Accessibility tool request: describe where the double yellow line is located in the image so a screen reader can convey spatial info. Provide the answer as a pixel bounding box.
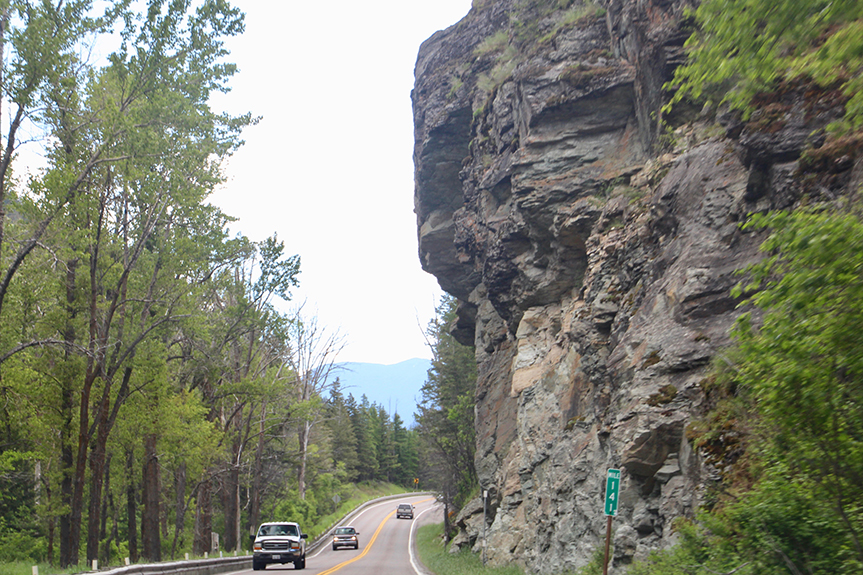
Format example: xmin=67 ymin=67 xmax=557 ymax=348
xmin=317 ymin=498 xmax=433 ymax=575
xmin=317 ymin=508 xmax=395 ymax=575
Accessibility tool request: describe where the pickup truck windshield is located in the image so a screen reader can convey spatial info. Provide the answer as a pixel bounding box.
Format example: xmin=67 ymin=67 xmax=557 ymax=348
xmin=258 ymin=524 xmax=298 ymax=537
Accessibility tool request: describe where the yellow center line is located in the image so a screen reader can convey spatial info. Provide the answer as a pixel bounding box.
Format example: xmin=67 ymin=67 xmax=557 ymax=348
xmin=317 ymin=498 xmax=434 ymax=575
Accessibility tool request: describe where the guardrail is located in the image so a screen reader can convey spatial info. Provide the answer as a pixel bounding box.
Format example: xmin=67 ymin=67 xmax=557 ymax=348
xmin=70 ymin=491 xmax=436 ymax=575
xmin=94 ymin=556 xmax=250 ymax=575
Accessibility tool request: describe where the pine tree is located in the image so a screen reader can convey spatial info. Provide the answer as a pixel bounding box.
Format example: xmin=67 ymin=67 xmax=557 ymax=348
xmin=326 ymin=382 xmax=360 ymax=481
xmin=416 ymin=295 xmax=477 ymax=506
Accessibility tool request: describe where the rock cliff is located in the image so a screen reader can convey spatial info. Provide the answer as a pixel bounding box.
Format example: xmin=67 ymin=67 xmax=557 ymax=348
xmin=412 ymin=0 xmax=860 ymax=572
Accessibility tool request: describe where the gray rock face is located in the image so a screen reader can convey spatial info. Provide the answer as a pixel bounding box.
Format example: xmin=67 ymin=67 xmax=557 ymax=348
xmin=413 ymin=0 xmax=858 ymax=572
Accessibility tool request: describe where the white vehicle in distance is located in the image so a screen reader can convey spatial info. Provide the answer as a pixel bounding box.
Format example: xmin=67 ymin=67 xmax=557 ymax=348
xmin=250 ymin=521 xmax=307 ymax=570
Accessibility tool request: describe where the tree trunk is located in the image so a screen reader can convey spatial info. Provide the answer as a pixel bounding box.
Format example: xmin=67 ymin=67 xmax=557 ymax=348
xmin=222 ymin=461 xmax=240 ymax=552
xmin=103 ymin=481 xmax=117 ymax=565
xmin=193 ymin=478 xmax=212 ymax=556
xmin=44 ymin=475 xmax=55 ymax=565
xmin=170 ymin=463 xmax=187 ymax=559
xmin=297 ymin=420 xmax=310 ymax=500
xmin=249 ymin=401 xmax=266 ymax=538
xmin=59 ymin=260 xmax=79 ymax=568
xmin=126 ymin=449 xmax=138 ymax=563
xmin=70 ymin=366 xmax=99 ymax=565
xmin=99 ymin=454 xmax=112 ymax=563
xmin=59 ymin=416 xmax=75 ymax=566
xmin=141 ymin=433 xmax=161 ymax=562
xmin=86 ymin=421 xmax=109 ymax=563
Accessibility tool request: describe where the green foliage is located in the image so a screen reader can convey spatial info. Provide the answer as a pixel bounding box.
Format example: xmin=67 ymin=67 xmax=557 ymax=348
xmin=304 ymin=481 xmax=411 ymax=540
xmin=557 ymin=2 xmax=606 ymax=29
xmin=476 ymin=45 xmax=519 ymax=94
xmin=417 ymin=295 xmax=478 ymax=508
xmin=572 ymin=544 xmax=610 ymax=575
xmin=635 ymin=208 xmax=863 ymax=574
xmin=631 ymin=476 xmax=860 ymax=574
xmin=668 ymin=0 xmax=863 ymax=129
xmin=474 ymin=30 xmax=510 ymax=57
xmin=730 ymin=208 xmax=863 ymax=568
xmin=627 ymin=517 xmax=748 ymax=575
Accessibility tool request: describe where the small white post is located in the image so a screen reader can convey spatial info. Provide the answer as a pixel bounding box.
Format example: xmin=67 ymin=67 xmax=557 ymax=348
xmin=32 ymin=566 xmax=39 ymax=575
xmin=92 ymin=560 xmax=98 ymax=571
xmin=185 ymin=553 xmax=189 ymax=560
xmin=204 ymin=552 xmax=208 ymax=559
xmin=124 ymin=558 xmax=130 ymax=566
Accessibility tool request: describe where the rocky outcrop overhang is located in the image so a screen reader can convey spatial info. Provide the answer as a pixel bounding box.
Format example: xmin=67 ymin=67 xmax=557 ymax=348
xmin=413 ymin=0 xmax=860 ymax=572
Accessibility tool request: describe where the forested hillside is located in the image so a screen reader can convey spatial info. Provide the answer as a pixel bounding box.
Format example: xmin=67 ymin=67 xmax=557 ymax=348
xmin=0 ymin=0 xmax=431 ymax=568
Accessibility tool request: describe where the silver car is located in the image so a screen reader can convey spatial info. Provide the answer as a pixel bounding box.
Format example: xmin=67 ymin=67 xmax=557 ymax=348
xmin=332 ymin=525 xmax=360 ymax=550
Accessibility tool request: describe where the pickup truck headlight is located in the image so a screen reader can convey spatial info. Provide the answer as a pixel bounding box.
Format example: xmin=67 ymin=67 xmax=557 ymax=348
xmin=253 ymin=543 xmax=262 ymax=551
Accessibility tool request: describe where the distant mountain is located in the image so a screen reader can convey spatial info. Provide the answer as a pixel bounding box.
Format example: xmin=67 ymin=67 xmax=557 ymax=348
xmin=334 ymin=358 xmax=431 ymax=426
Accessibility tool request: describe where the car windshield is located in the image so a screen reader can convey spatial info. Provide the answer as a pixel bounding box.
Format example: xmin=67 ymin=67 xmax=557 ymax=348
xmin=259 ymin=524 xmax=298 ymax=537
xmin=335 ymin=527 xmax=354 ymax=535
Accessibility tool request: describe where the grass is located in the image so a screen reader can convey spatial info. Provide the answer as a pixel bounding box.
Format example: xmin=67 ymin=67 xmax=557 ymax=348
xmin=416 ymin=522 xmax=609 ymax=575
xmin=474 ymin=30 xmax=510 ymax=57
xmin=0 ymin=563 xmax=75 ymax=575
xmin=416 ymin=522 xmax=526 ymax=575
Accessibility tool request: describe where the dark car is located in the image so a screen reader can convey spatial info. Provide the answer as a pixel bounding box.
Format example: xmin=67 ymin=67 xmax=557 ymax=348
xmin=332 ymin=525 xmax=360 ymax=550
xmin=396 ymin=503 xmax=414 ymax=519
xmin=251 ymin=521 xmax=308 ymax=570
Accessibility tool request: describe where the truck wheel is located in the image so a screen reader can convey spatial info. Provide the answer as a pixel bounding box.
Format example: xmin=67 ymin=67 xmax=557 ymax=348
xmin=294 ymin=556 xmax=305 ymax=570
xmin=252 ymin=561 xmax=264 ymax=571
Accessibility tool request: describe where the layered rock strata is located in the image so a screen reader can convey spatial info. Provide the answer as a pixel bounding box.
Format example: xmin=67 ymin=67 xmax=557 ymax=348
xmin=413 ymin=0 xmax=859 ymax=572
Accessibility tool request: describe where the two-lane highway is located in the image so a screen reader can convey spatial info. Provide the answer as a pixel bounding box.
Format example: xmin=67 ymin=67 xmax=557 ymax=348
xmin=249 ymin=495 xmax=440 ymax=575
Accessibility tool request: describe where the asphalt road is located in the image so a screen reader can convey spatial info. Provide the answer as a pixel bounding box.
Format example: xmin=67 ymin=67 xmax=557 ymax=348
xmin=247 ymin=494 xmax=441 ymax=575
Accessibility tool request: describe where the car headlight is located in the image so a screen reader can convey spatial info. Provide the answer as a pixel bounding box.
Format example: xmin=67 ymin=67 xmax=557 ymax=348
xmin=253 ymin=543 xmax=262 ymax=551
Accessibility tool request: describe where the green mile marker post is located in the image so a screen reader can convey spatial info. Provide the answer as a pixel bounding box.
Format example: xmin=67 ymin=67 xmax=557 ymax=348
xmin=603 ymin=468 xmax=621 ymax=575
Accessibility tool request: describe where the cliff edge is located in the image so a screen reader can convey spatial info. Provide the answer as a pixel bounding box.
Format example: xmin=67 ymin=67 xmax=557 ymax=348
xmin=412 ymin=0 xmax=860 ymax=571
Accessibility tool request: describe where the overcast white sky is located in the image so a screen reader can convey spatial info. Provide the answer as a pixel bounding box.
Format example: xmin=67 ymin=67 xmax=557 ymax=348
xmin=208 ymin=1 xmax=472 ymax=365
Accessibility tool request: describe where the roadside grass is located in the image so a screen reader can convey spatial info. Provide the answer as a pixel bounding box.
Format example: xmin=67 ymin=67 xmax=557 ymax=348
xmin=416 ymin=522 xmax=526 ymax=575
xmin=0 ymin=563 xmax=75 ymax=575
xmin=307 ymin=481 xmax=415 ymax=540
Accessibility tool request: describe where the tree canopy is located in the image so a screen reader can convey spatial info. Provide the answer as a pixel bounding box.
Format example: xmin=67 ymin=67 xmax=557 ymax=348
xmin=0 ymin=0 xmax=425 ymax=567
xmin=416 ymin=295 xmax=478 ymax=509
xmin=629 ymin=207 xmax=863 ymax=575
xmin=668 ymin=0 xmax=863 ymax=129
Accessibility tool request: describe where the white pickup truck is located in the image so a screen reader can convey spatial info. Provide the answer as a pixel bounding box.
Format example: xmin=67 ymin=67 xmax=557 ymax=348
xmin=251 ymin=521 xmax=308 ymax=570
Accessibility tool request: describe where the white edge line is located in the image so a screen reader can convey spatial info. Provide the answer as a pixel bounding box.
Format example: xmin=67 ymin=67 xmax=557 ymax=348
xmin=310 ymin=498 xmax=420 ymax=559
xmin=410 ymin=503 xmax=439 ymax=575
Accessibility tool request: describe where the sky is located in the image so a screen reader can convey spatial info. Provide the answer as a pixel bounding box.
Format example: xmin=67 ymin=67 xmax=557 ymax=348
xmin=207 ymin=0 xmax=473 ymax=365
